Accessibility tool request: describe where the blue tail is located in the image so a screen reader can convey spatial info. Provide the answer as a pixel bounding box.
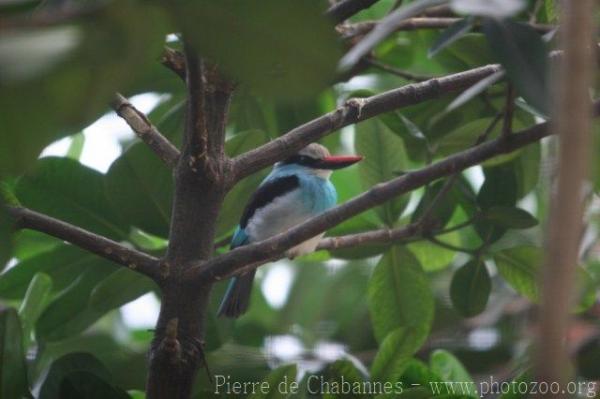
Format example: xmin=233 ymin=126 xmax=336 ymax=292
xmin=217 ymin=270 xmax=256 ymax=318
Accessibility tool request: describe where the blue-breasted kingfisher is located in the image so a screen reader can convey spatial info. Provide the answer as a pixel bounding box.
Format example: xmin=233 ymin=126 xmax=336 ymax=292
xmin=217 ymin=143 xmax=363 ymax=318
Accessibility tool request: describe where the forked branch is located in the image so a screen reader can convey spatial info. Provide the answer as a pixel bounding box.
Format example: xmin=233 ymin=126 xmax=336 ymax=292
xmin=112 ymin=93 xmax=181 ymax=168
xmin=189 ymin=101 xmax=600 ymax=284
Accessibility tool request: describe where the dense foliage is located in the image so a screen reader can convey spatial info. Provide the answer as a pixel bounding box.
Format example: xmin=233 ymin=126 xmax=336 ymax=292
xmin=1 ymin=0 xmax=599 ymax=398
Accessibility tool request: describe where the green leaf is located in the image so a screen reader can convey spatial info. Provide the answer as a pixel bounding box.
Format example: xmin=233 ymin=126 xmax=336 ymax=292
xmin=247 ymin=364 xmax=297 ymax=399
xmin=0 ymin=244 xmax=115 ymax=300
xmin=482 ymin=19 xmax=549 ymax=114
xmin=18 ymin=272 xmax=52 ymax=347
xmin=35 ymin=352 xmax=113 ymax=399
xmin=493 ymin=245 xmax=540 ymax=301
xmin=477 ymin=165 xmax=518 ymax=209
xmin=356 ymin=119 xmax=410 ymax=226
xmin=411 ymin=180 xmax=458 ymax=229
xmin=339 ymin=0 xmax=447 ymax=70
xmin=105 ymin=143 xmax=173 ymax=238
xmin=429 ymin=350 xmax=476 ymax=397
xmin=12 ymin=230 xmax=60 ymax=261
xmin=480 ymin=206 xmax=538 ymax=229
xmin=474 ymin=165 xmax=518 ymax=243
xmin=450 ymin=260 xmax=491 ymax=317
xmin=60 ymin=371 xmax=131 ymax=399
xmin=322 ymin=359 xmax=368 ymax=399
xmin=16 ymin=157 xmax=128 ymax=240
xmin=429 ymin=17 xmax=474 ymax=58
xmin=371 ymin=327 xmax=425 ymax=383
xmin=367 ymin=246 xmax=434 ymax=343
xmin=89 ymin=268 xmax=157 ymax=313
xmin=0 ymin=307 xmax=29 ymax=399
xmin=35 ymin=264 xmax=118 ymax=342
xmin=447 ymin=70 xmax=505 ymax=112
xmin=175 ymin=0 xmax=341 ymax=100
xmin=0 ymin=2 xmax=168 ymax=176
xmin=407 ymin=231 xmax=460 ymax=272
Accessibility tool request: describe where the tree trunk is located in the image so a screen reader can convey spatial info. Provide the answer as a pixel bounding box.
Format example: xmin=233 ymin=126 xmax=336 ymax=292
xmin=145 ymin=53 xmax=233 ymax=399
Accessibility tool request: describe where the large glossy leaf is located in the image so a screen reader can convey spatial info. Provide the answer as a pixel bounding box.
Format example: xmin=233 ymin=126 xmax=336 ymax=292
xmin=12 ymin=230 xmax=61 ymax=261
xmin=367 ymin=246 xmax=434 ymax=343
xmin=474 ymin=165 xmax=518 ymax=243
xmin=493 ymin=245 xmax=540 ymax=301
xmin=35 ymin=264 xmax=118 ymax=342
xmin=371 ymin=327 xmax=424 ymax=384
xmin=16 ymin=157 xmax=128 ymax=240
xmin=35 ymin=352 xmax=113 ymax=399
xmin=339 ymin=0 xmax=447 ymax=70
xmin=450 ymin=259 xmax=491 ymax=317
xmin=18 ymin=272 xmax=52 ymax=347
xmin=327 ymin=164 xmax=381 ymax=244
xmin=89 ymin=268 xmax=157 ymax=314
xmin=105 ymin=143 xmax=173 ymax=238
xmin=480 ymin=206 xmax=538 ymax=229
xmin=0 ymin=2 xmax=168 ymax=176
xmin=407 ymin=231 xmax=460 ymax=272
xmin=0 ymin=244 xmax=116 ymax=299
xmin=411 ymin=179 xmax=458 ymax=229
xmin=429 ymin=17 xmax=474 ymax=58
xmin=429 ymin=350 xmax=476 ymax=396
xmin=173 ymin=0 xmax=340 ymax=100
xmin=0 ymin=307 xmax=29 ymax=399
xmin=482 ymin=19 xmax=549 ymax=114
xmin=60 ymin=371 xmax=130 ymax=399
xmin=356 ymin=119 xmax=410 ymax=226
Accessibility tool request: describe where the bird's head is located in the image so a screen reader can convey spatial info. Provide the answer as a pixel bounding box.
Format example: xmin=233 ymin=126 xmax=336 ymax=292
xmin=276 ymin=143 xmax=363 ymax=178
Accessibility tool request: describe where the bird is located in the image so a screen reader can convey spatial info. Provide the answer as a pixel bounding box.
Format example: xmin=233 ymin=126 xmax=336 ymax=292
xmin=217 ymin=143 xmax=362 ymax=318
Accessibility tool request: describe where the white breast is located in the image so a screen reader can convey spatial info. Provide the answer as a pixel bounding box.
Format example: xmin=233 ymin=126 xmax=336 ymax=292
xmin=245 ymin=189 xmax=323 ymax=258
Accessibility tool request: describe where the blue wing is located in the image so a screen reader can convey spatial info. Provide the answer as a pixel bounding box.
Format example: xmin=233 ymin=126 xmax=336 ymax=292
xmin=230 ymin=225 xmax=249 ymax=249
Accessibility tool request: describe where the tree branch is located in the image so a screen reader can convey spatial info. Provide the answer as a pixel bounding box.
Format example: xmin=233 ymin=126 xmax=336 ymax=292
xmin=161 ymin=47 xmax=186 ymax=80
xmin=8 ymin=206 xmax=161 ymax=280
xmin=232 ymin=63 xmax=503 ymax=181
xmin=189 ymin=101 xmax=600 ymax=283
xmin=317 ymin=223 xmax=420 ymax=251
xmin=338 ymin=17 xmax=555 ymax=40
xmin=325 ymin=0 xmax=382 ymax=24
xmin=112 ymin=93 xmax=180 ymax=168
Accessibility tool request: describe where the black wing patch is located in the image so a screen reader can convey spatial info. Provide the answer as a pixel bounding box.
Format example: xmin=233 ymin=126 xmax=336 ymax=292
xmin=240 ymin=175 xmax=300 ymax=228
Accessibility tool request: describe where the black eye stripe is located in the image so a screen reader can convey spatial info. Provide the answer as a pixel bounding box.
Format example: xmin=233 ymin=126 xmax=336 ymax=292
xmin=282 ymin=155 xmax=319 ymax=166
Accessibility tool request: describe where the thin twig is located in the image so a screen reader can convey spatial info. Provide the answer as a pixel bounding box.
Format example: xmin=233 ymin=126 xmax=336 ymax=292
xmin=8 ymin=206 xmax=161 ymax=280
xmin=112 ymin=93 xmax=180 ymax=168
